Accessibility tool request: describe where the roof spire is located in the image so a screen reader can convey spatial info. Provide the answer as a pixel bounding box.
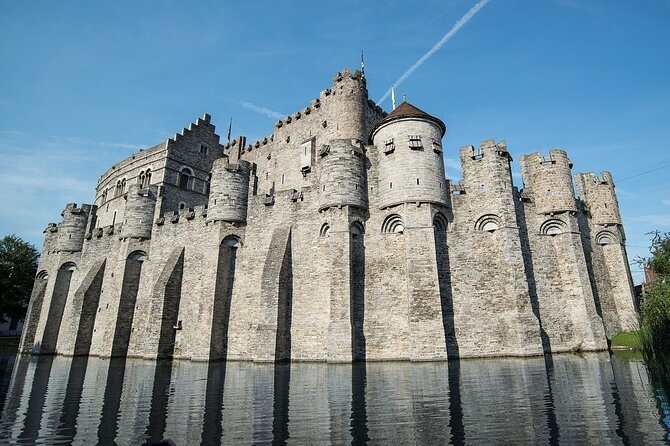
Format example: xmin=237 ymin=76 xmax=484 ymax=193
xmin=360 ymin=50 xmax=365 ymax=78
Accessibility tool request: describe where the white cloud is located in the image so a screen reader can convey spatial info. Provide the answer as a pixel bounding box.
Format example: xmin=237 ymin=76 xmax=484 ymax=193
xmin=633 ymin=215 xmax=670 ymax=227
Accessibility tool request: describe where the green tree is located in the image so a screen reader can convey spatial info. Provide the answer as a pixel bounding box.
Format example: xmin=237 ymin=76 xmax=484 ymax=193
xmin=0 ymin=235 xmax=39 ymax=323
xmin=639 ymin=231 xmax=670 ymax=384
xmin=648 ymin=231 xmax=670 ymax=278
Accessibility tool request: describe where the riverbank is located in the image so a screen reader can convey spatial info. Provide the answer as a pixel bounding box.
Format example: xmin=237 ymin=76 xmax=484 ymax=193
xmin=610 ymin=331 xmax=641 ymax=351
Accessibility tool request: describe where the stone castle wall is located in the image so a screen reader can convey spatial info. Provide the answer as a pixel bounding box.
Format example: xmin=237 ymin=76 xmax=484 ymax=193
xmin=18 ymin=69 xmax=637 ymax=362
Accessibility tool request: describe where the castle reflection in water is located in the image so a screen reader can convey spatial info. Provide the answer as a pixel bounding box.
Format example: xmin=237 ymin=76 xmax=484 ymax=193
xmin=0 ymin=352 xmax=668 ymax=445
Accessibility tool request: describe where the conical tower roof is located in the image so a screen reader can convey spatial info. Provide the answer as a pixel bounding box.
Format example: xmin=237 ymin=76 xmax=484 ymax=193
xmin=370 ymin=100 xmax=446 ymax=142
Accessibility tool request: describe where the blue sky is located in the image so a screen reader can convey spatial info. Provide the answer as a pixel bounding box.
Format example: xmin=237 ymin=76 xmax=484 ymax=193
xmin=1 ymin=0 xmax=668 ymax=282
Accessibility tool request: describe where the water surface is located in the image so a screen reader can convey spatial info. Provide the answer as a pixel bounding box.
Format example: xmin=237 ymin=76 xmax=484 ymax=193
xmin=0 ymin=351 xmax=668 ymax=445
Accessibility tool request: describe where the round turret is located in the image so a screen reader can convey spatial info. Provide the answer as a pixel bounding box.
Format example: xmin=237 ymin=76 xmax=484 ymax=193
xmin=520 ymin=150 xmax=577 ymax=215
xmin=575 ymin=172 xmax=622 ymax=225
xmin=56 ymin=203 xmax=91 ymax=252
xmin=371 ymin=101 xmax=448 ymax=209
xmin=120 ymin=185 xmax=157 ymax=239
xmin=207 ymin=158 xmax=251 ymax=223
xmin=328 ymin=69 xmax=367 ymax=142
xmin=318 ymin=139 xmax=368 ymax=211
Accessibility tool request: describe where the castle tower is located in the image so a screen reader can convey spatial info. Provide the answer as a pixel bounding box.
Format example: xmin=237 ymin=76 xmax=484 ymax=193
xmin=207 ymin=158 xmax=251 ymax=223
xmin=575 ymin=172 xmax=622 ymax=226
xmin=447 ymin=140 xmax=543 ymax=357
xmin=120 ymin=185 xmax=158 ymax=240
xmin=575 ymin=172 xmax=636 ymax=336
xmin=367 ymin=101 xmax=450 ymax=360
xmin=55 ymin=203 xmax=92 ymax=253
xmin=519 ymin=150 xmax=607 ymax=352
xmin=459 ymin=140 xmax=516 ymax=220
xmin=318 ymin=139 xmax=368 ymax=212
xmin=371 ymin=100 xmax=448 ymax=209
xmin=520 ymin=150 xmax=577 ymax=215
xmin=328 ymin=69 xmax=367 ymax=142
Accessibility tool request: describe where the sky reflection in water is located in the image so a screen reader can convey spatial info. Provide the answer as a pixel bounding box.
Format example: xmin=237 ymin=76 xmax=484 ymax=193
xmin=0 ymin=352 xmax=668 ymax=445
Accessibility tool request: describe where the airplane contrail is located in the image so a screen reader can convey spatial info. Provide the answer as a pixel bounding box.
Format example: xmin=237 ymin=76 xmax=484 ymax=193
xmin=239 ymin=101 xmax=284 ymax=119
xmin=378 ymin=0 xmax=493 ymax=105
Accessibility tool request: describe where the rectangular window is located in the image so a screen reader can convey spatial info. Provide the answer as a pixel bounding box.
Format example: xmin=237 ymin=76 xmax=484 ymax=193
xmin=200 ymin=144 xmax=209 ymax=155
xmin=432 ymin=138 xmax=442 ymax=154
xmin=384 ymin=138 xmax=395 ymax=155
xmin=409 ymin=135 xmax=422 ymax=150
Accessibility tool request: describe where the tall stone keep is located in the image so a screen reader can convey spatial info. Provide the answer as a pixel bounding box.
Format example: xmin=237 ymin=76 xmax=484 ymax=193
xmin=371 ymin=101 xmax=448 ymax=209
xmin=55 ymin=203 xmax=92 ymax=252
xmin=207 ymin=158 xmax=251 ymax=223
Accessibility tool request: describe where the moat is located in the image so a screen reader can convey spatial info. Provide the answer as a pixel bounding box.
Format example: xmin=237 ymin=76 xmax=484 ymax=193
xmin=0 ymin=351 xmax=668 ymax=445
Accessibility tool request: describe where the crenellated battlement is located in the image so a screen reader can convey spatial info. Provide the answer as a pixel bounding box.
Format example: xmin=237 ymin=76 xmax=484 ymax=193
xmin=23 ymin=68 xmax=635 ymax=364
xmin=575 ymin=171 xmax=621 ymax=226
xmin=520 ymin=149 xmax=576 ymax=215
xmin=155 ymin=205 xmax=209 ymax=227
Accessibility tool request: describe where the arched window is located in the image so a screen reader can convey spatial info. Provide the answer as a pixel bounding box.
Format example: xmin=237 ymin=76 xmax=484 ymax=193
xmin=178 ymin=167 xmax=194 ymax=190
xmin=138 ymin=170 xmax=145 ymax=186
xmin=204 ymin=174 xmax=211 ymax=195
xmin=121 ymin=178 xmax=127 ymax=194
xmin=115 ymin=180 xmax=122 ymax=197
xmin=144 ymin=169 xmax=152 ymax=187
xmin=179 ymin=202 xmax=187 ymax=210
xmin=101 ymin=188 xmax=108 ymax=204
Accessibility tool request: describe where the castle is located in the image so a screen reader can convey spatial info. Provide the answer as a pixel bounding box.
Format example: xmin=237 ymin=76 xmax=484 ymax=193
xmin=18 ymin=69 xmax=637 ymax=362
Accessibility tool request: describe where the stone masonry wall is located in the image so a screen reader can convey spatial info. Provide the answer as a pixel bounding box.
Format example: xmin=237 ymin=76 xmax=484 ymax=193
xmin=23 ymin=68 xmax=636 ymax=363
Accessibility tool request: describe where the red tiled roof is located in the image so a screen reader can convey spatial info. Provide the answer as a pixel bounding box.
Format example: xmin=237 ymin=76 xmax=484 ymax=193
xmin=369 ymin=101 xmax=446 ymax=142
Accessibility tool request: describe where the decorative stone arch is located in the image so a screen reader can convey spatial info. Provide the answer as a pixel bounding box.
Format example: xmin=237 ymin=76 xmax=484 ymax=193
xmin=36 ymin=270 xmax=49 ymax=280
xmin=540 ymin=218 xmax=568 ymax=236
xmin=319 ymin=222 xmax=331 ymax=237
xmin=475 ymin=214 xmax=501 ymax=233
xmin=60 ymin=261 xmax=77 ymax=271
xmin=221 ymin=234 xmax=242 ymax=248
xmin=595 ymin=229 xmax=619 ymax=245
xmin=382 ymin=214 xmax=404 ymax=234
xmin=178 ymin=166 xmax=194 ymax=190
xmin=128 ymin=250 xmax=147 ymax=262
xmin=433 ymin=212 xmax=448 ymax=232
xmin=351 ymin=220 xmax=365 ymax=236
xmin=41 ymin=261 xmax=78 ymax=354
xmin=210 ymin=234 xmax=241 ymax=359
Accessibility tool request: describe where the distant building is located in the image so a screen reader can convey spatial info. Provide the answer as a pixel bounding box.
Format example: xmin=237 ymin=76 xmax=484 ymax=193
xmin=19 ymin=69 xmax=637 ymax=362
